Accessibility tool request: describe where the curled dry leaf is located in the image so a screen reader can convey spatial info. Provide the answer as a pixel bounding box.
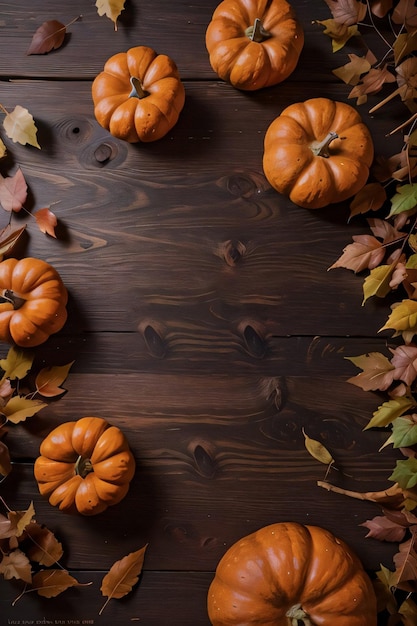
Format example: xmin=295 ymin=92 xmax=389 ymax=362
xmin=99 ymin=545 xmax=148 ymax=615
xmin=2 ymin=105 xmax=40 ymax=149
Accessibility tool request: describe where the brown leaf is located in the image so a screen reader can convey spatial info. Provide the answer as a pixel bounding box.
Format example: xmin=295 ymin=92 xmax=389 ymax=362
xmin=333 ymin=52 xmax=373 ymax=86
xmin=393 ymin=532 xmax=417 ymax=591
xmin=392 ymin=0 xmax=417 ymax=29
xmin=35 ymin=361 xmax=74 ymax=398
xmin=361 ymin=515 xmax=408 ymax=542
xmin=317 ymin=19 xmax=360 ymax=52
xmin=0 ymin=225 xmax=26 ymax=261
xmin=346 ymin=352 xmax=395 ymax=391
xmin=27 ymin=20 xmax=66 ymax=55
xmin=0 ymin=168 xmax=27 ymax=213
xmin=99 ymin=545 xmax=148 ymax=615
xmin=370 ymin=0 xmax=394 ymax=19
xmin=328 ymin=234 xmax=385 ymax=273
xmin=8 ymin=502 xmax=35 ymax=537
xmin=324 ymin=0 xmax=368 ymax=25
xmin=390 ymin=344 xmax=417 ymax=386
xmin=25 ymin=522 xmax=63 ymax=566
xmin=0 ymin=549 xmax=32 ymax=583
xmin=349 ymin=65 xmax=396 ymax=104
xmin=349 ymin=182 xmax=387 ymax=218
xmin=0 ymin=439 xmax=11 ymax=478
xmin=34 ymin=207 xmax=57 ymax=237
xmin=32 ymin=569 xmax=81 ymax=598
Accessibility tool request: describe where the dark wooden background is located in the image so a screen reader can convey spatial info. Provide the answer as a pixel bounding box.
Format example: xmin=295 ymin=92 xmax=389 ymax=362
xmin=0 ymin=1 xmax=408 ymax=624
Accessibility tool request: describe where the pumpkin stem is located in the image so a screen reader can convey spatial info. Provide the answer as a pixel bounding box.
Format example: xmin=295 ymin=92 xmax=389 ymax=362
xmin=245 ymin=18 xmax=272 ymax=43
xmin=286 ymin=604 xmax=314 ymax=626
xmin=0 ymin=289 xmax=26 ymax=310
xmin=310 ymin=131 xmax=339 ymax=158
xmin=129 ymin=76 xmax=149 ymax=99
xmin=75 ymin=456 xmax=93 ymax=478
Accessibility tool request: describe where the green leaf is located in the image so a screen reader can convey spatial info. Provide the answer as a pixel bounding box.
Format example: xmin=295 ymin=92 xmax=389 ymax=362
xmin=406 ymin=254 xmax=417 ymax=269
xmin=362 ymin=265 xmax=394 ymax=304
xmin=389 ymin=457 xmax=417 ymax=490
xmin=365 ymin=396 xmax=415 ymax=430
xmin=0 ymin=346 xmax=34 ymax=381
xmin=391 ymin=416 xmax=417 ymax=448
xmin=388 ymin=183 xmax=417 ymax=217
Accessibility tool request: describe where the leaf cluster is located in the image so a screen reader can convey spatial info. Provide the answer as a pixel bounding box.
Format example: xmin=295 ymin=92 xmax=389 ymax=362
xmin=0 ymin=346 xmax=73 ymax=481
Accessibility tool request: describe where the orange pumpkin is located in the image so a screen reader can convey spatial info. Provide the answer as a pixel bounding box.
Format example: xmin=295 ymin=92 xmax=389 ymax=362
xmin=34 ymin=417 xmax=136 ymax=516
xmin=263 ymin=97 xmax=374 ymax=209
xmin=205 ymin=0 xmax=304 ymax=91
xmin=207 ymin=522 xmax=377 ymax=626
xmin=92 ymin=45 xmax=185 ymax=142
xmin=0 ymin=257 xmax=68 ymax=348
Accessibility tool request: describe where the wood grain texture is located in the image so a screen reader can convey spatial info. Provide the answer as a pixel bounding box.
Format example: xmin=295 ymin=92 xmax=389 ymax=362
xmin=0 ymin=1 xmax=409 ymax=625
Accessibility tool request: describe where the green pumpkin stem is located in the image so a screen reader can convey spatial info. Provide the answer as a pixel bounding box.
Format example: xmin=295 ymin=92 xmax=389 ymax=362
xmin=311 ymin=131 xmax=340 ymax=158
xmin=246 ymin=18 xmax=272 ymax=43
xmin=129 ymin=76 xmax=149 ymax=99
xmin=0 ymin=289 xmax=26 ymax=310
xmin=75 ymin=456 xmax=93 ymax=478
xmin=286 ymin=604 xmax=314 ymax=626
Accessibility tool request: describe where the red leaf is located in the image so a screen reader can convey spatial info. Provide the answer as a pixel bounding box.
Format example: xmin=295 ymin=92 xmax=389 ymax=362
xmin=34 ymin=207 xmax=57 ymax=238
xmin=0 ymin=169 xmax=27 ymax=213
xmin=27 ymin=20 xmax=66 ymax=55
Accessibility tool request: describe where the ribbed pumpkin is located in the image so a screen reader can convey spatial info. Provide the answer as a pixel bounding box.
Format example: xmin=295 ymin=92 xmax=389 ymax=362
xmin=92 ymin=45 xmax=185 ymax=142
xmin=0 ymin=257 xmax=68 ymax=348
xmin=34 ymin=417 xmax=136 ymax=516
xmin=207 ymin=522 xmax=377 ymax=625
xmin=205 ymin=0 xmax=304 ymax=91
xmin=263 ymin=97 xmax=374 ymax=209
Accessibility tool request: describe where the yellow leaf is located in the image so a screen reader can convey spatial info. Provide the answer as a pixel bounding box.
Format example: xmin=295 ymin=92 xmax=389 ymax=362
xmin=0 ymin=346 xmax=34 ymax=381
xmin=35 ymin=361 xmax=74 ymax=397
xmin=379 ymin=299 xmax=417 ymax=339
xmin=4 ymin=396 xmax=47 ymax=424
xmin=302 ymin=428 xmax=334 ymax=465
xmin=95 ymin=0 xmax=126 ymax=31
xmin=3 ymin=105 xmax=40 ymax=149
xmin=8 ymin=501 xmax=36 ymax=537
xmin=0 ymin=137 xmax=6 ymax=158
xmin=365 ymin=396 xmax=415 ymax=430
xmin=362 ymin=264 xmax=394 ymax=304
xmin=99 ymin=545 xmax=148 ymax=615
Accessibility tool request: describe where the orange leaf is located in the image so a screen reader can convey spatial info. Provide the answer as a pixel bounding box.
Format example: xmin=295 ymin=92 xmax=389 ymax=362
xmin=32 ymin=569 xmax=82 ymax=598
xmin=0 ymin=225 xmax=26 ymax=261
xmin=34 ymin=207 xmax=57 ymax=238
xmin=349 ymin=182 xmax=387 ymax=218
xmin=0 ymin=168 xmax=27 ymax=213
xmin=35 ymin=361 xmax=74 ymax=398
xmin=99 ymin=545 xmax=148 ymax=615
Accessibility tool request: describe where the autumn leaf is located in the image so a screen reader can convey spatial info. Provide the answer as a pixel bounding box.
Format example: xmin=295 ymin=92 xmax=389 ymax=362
xmin=365 ymin=396 xmax=415 ymax=429
xmin=362 ymin=264 xmax=395 ymax=304
xmin=0 ymin=225 xmax=26 ymax=261
xmin=3 ymin=396 xmax=47 ymax=424
xmin=393 ymin=31 xmax=417 ymax=65
xmin=392 ymin=533 xmax=417 ymax=591
xmin=95 ymin=0 xmax=126 ymax=31
xmin=379 ymin=299 xmax=417 ymax=343
xmin=27 ymin=20 xmax=66 ymax=55
xmin=332 ymin=52 xmax=374 ymax=86
xmin=361 ymin=514 xmax=408 ymax=542
xmin=0 ymin=168 xmax=28 ymax=213
xmin=8 ymin=502 xmax=36 ymax=537
xmin=35 ymin=361 xmax=74 ymax=398
xmin=389 ymin=344 xmax=417 ymax=386
xmin=316 ymin=19 xmax=360 ymax=52
xmin=328 ymin=234 xmax=385 ymax=273
xmin=32 ymin=569 xmax=82 ymax=598
xmin=2 ymin=105 xmax=40 ymax=149
xmin=0 ymin=346 xmax=34 ymax=381
xmin=25 ymin=522 xmax=63 ymax=566
xmin=345 ymin=352 xmax=395 ymax=391
xmin=0 ymin=138 xmax=6 ymax=159
xmin=391 ymin=415 xmax=417 ymax=448
xmin=399 ymin=596 xmax=417 ymax=626
xmin=324 ymin=0 xmax=368 ymax=25
xmin=99 ymin=545 xmax=148 ymax=615
xmin=34 ymin=207 xmax=57 ymax=238
xmin=390 ymin=457 xmax=417 ymax=490
xmin=0 ymin=549 xmax=32 ymax=584
xmin=392 ymin=0 xmax=417 ymax=28
xmin=302 ymin=428 xmax=334 ymax=466
xmin=389 ymin=183 xmax=417 ymax=217
xmin=0 ymin=439 xmax=11 ymax=478
xmin=349 ymin=182 xmax=387 ymax=218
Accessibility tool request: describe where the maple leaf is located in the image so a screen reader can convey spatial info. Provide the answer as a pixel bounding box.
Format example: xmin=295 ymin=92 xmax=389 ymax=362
xmin=391 ymin=414 xmax=417 ymax=448
xmin=349 ymin=182 xmax=387 ymax=218
xmin=368 ymin=217 xmax=405 ymax=243
xmin=0 ymin=346 xmax=34 ymax=381
xmin=2 ymin=105 xmax=40 ymax=149
xmin=362 ymin=264 xmax=395 ymax=303
xmin=99 ymin=545 xmax=147 ymax=615
xmin=32 ymin=569 xmax=82 ymax=598
xmin=361 ymin=514 xmax=408 ymax=542
xmin=333 ymin=51 xmax=375 ymax=86
xmin=34 ymin=207 xmax=57 ymax=238
xmin=0 ymin=549 xmax=32 ymax=583
xmin=317 ymin=19 xmax=360 ymax=52
xmin=349 ymin=65 xmax=396 ymax=105
xmin=324 ymin=0 xmax=368 ymax=25
xmin=0 ymin=168 xmax=27 ymax=213
xmin=389 ymin=344 xmax=417 ymax=385
xmin=35 ymin=361 xmax=74 ymax=398
xmin=380 ymin=299 xmax=417 ymax=342
xmin=390 ymin=457 xmax=417 ymax=490
xmin=3 ymin=396 xmax=47 ymax=424
xmin=365 ymin=395 xmax=415 ymax=429
xmin=95 ymin=0 xmax=126 ymax=31
xmin=328 ymin=234 xmax=385 ymax=273
xmin=346 ymin=352 xmax=395 ymax=391
xmin=27 ymin=20 xmax=66 ymax=55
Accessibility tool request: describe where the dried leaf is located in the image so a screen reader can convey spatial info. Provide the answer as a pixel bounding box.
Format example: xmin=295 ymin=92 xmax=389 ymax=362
xmin=9 ymin=502 xmax=36 ymax=537
xmin=361 ymin=515 xmax=408 ymax=542
xmin=390 ymin=344 xmax=417 ymax=386
xmin=302 ymin=428 xmax=334 ymax=465
xmin=32 ymin=569 xmax=81 ymax=598
xmin=332 ymin=52 xmax=374 ymax=85
xmin=349 ymin=182 xmax=387 ymax=218
xmin=324 ymin=0 xmax=368 ymax=24
xmin=392 ymin=0 xmax=417 ymax=29
xmin=393 ymin=31 xmax=417 ymax=65
xmin=328 ymin=234 xmax=385 ymax=273
xmin=0 ymin=225 xmax=26 ymax=261
xmin=0 ymin=346 xmax=34 ymax=381
xmin=346 ymin=352 xmax=395 ymax=391
xmin=0 ymin=168 xmax=27 ymax=213
xmin=392 ymin=533 xmax=417 ymax=591
xmin=399 ymin=596 xmax=417 ymax=626
xmin=0 ymin=138 xmax=6 ymax=159
xmin=365 ymin=396 xmax=415 ymax=429
xmin=99 ymin=545 xmax=147 ymax=615
xmin=3 ymin=105 xmax=40 ymax=149
xmin=27 ymin=20 xmax=66 ymax=55
xmin=3 ymin=396 xmax=47 ymax=424
xmin=0 ymin=439 xmax=11 ymax=477
xmin=349 ymin=65 xmax=396 ymax=104
xmin=380 ymin=299 xmax=417 ymax=342
xmin=0 ymin=549 xmax=32 ymax=583
xmin=25 ymin=522 xmax=63 ymax=566
xmin=317 ymin=19 xmax=360 ymax=52
xmin=362 ymin=264 xmax=395 ymax=304
xmin=95 ymin=0 xmax=126 ymax=31
xmin=34 ymin=207 xmax=57 ymax=237
xmin=35 ymin=361 xmax=74 ymax=398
